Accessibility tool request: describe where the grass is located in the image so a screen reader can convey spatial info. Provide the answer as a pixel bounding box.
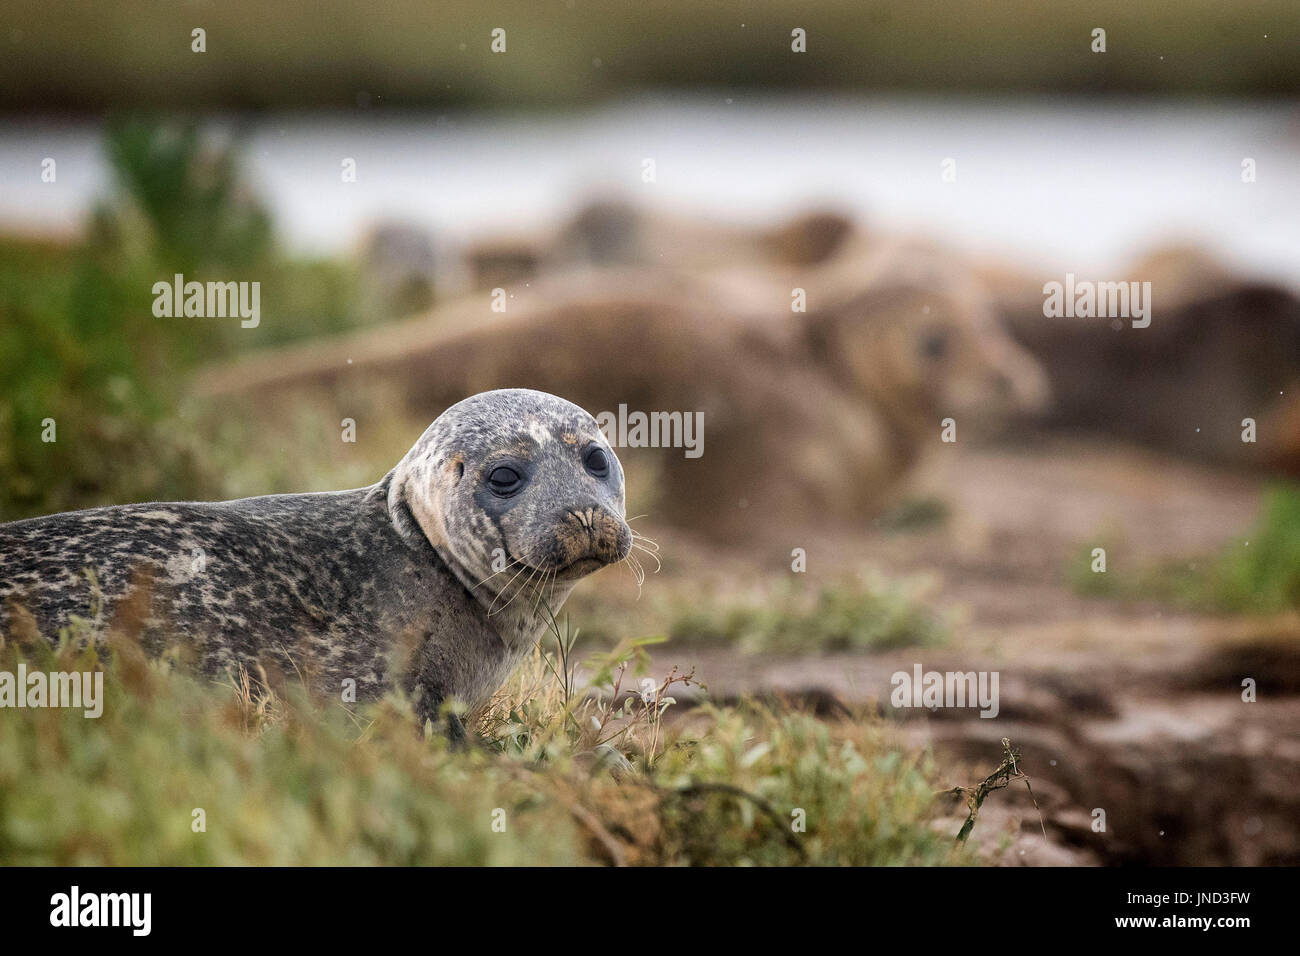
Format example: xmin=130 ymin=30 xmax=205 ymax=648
xmin=877 ymin=496 xmax=951 ymax=533
xmin=666 ymin=573 xmax=948 ymax=654
xmin=1214 ymin=486 xmax=1300 ymax=613
xmin=0 ymin=607 xmax=966 ymax=866
xmin=1068 ymin=484 xmax=1300 ymax=614
xmin=0 ymin=117 xmax=368 ymax=522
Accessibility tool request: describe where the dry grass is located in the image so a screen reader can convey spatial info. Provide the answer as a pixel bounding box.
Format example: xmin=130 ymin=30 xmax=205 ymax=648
xmin=0 ymin=605 xmax=966 ymax=866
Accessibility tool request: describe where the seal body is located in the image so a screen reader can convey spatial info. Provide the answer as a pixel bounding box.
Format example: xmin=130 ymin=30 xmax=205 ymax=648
xmin=196 ymin=254 xmax=1050 ymax=540
xmin=0 ymin=389 xmax=633 ymax=725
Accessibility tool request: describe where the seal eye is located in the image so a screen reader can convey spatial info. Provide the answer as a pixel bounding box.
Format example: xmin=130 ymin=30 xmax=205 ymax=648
xmin=919 ymin=328 xmax=949 ymax=360
xmin=487 ymin=466 xmax=523 ymax=496
xmin=584 ymin=447 xmax=609 ymax=479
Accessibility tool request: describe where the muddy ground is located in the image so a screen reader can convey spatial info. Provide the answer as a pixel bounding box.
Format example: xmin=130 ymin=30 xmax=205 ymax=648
xmin=607 ymin=436 xmax=1300 ymax=866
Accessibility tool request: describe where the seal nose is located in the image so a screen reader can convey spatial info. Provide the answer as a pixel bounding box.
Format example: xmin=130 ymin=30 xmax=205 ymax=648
xmin=985 ymin=338 xmax=1052 ymax=416
xmin=559 ymin=505 xmax=632 ymax=568
xmin=995 ymin=357 xmax=1052 ymax=416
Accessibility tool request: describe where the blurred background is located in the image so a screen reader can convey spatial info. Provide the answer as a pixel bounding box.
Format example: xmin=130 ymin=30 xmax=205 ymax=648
xmin=1 ymin=1 xmax=1298 ymax=865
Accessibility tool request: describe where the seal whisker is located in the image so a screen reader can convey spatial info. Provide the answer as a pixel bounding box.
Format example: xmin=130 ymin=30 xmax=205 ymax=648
xmin=512 ymin=566 xmax=544 ymax=615
xmin=471 ymin=558 xmax=524 ymax=592
xmin=527 ymin=567 xmax=553 ymax=621
xmin=527 ymin=566 xmax=550 ymax=617
xmin=528 ymin=570 xmax=543 ymax=616
xmin=629 ymin=531 xmax=660 ymax=553
xmin=513 ymin=566 xmax=541 ymax=616
xmin=630 ymin=541 xmax=662 ymax=573
xmin=621 ymin=552 xmax=646 ymax=591
xmin=616 ymin=556 xmax=640 ymax=591
xmin=487 ymin=560 xmax=534 ymax=615
xmin=496 ymin=564 xmax=538 ymax=616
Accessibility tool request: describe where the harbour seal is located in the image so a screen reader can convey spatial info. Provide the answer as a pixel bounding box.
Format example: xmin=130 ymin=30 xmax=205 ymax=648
xmin=0 ymin=388 xmax=633 ymax=729
xmin=993 ymin=244 xmax=1300 ymax=469
xmin=465 ymin=201 xmax=857 ymax=292
xmin=194 ymin=257 xmax=1049 ymax=539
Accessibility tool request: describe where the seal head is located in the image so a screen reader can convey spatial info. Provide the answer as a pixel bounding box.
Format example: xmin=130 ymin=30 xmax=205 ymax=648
xmin=388 ymin=388 xmax=632 ymax=641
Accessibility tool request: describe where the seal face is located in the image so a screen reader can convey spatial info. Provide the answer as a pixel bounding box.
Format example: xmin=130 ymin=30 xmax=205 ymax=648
xmin=0 ymin=388 xmax=633 ymax=726
xmin=389 ymin=388 xmax=633 ymax=645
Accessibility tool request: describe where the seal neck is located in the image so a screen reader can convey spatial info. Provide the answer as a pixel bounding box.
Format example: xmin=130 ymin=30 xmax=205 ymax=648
xmin=375 ymin=472 xmax=438 ymax=558
xmin=375 ymin=471 xmax=564 ymax=648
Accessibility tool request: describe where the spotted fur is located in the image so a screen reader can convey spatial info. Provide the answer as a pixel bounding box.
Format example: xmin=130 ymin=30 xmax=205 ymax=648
xmin=0 ymin=389 xmax=632 ymax=727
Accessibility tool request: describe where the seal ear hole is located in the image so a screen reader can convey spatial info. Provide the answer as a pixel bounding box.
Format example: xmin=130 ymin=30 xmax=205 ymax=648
xmin=454 ymin=461 xmax=465 ymax=482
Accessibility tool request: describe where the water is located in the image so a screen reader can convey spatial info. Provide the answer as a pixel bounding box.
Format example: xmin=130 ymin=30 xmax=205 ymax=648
xmin=3 ymin=94 xmax=1298 ymax=285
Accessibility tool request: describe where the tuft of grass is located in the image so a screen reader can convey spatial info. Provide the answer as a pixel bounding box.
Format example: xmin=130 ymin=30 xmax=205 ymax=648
xmin=0 ymin=610 xmax=963 ymax=866
xmin=1067 ymin=485 xmax=1300 ymax=614
xmin=1213 ymin=485 xmax=1300 ymax=613
xmin=877 ymin=496 xmax=951 ymax=533
xmin=478 ymin=609 xmax=695 ymax=769
xmin=646 ymin=705 xmax=961 ymax=866
xmin=667 ymin=573 xmax=948 ymax=654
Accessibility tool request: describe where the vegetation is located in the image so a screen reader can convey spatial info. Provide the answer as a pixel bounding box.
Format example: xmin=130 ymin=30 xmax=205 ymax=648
xmin=877 ymin=496 xmax=950 ymax=533
xmin=1214 ymin=486 xmax=1300 ymax=613
xmin=0 ymin=612 xmax=965 ymax=866
xmin=0 ymin=118 xmax=365 ymax=521
xmin=666 ymin=574 xmax=948 ymax=653
xmin=1068 ymin=484 xmax=1300 ymax=614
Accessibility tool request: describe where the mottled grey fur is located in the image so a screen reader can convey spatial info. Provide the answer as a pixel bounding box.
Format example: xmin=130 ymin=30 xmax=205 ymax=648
xmin=0 ymin=389 xmax=632 ymax=728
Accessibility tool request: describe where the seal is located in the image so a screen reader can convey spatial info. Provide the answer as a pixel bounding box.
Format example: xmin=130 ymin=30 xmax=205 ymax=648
xmin=0 ymin=388 xmax=633 ymax=729
xmin=196 ymin=259 xmax=1049 ymax=539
